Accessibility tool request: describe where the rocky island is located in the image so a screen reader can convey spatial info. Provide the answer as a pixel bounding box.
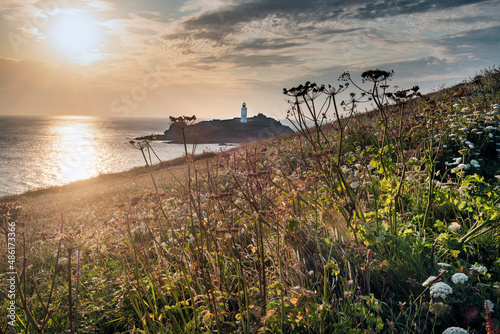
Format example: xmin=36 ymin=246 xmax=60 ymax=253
xmin=138 ymin=106 xmax=293 ymax=144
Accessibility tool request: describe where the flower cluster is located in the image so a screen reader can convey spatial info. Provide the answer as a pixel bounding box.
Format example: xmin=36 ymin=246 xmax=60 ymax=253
xmin=430 ymin=282 xmax=453 ymax=299
xmin=451 ymin=273 xmax=468 ymax=284
xmin=470 ymin=264 xmax=488 ymax=273
xmin=442 ymin=327 xmax=468 ymax=334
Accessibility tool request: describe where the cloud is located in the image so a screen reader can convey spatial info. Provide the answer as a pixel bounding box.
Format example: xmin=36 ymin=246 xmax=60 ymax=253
xmin=235 ymin=38 xmax=303 ymax=51
xmin=432 ymin=25 xmax=500 ymax=62
xmin=348 ymin=0 xmax=491 ymax=19
xmin=164 ymin=0 xmax=493 ymax=45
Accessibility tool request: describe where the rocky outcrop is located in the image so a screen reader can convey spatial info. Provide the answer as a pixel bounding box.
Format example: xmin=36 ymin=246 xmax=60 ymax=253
xmin=139 ymin=113 xmax=293 ymax=144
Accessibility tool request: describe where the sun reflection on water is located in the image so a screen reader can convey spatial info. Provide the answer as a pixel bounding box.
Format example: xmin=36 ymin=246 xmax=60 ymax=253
xmin=48 ymin=118 xmax=103 ymax=184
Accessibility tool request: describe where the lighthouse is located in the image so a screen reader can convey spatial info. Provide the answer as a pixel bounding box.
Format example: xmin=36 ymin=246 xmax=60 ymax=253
xmin=241 ymin=102 xmax=247 ymax=123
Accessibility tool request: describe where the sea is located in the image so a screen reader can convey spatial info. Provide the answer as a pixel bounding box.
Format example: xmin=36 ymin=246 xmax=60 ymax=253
xmin=0 ymin=116 xmax=230 ymax=197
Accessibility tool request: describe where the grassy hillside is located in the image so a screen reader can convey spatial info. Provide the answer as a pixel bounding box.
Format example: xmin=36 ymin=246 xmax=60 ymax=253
xmin=1 ymin=67 xmax=500 ymax=333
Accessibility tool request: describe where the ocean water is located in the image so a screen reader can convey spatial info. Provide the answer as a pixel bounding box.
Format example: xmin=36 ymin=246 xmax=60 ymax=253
xmin=0 ymin=116 xmax=227 ymax=197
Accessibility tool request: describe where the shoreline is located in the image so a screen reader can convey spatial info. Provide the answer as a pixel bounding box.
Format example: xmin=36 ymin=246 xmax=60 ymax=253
xmin=0 ymin=149 xmax=222 ymax=202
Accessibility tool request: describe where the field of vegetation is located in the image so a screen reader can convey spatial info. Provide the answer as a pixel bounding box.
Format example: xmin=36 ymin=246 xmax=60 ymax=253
xmin=1 ymin=67 xmax=500 ymax=333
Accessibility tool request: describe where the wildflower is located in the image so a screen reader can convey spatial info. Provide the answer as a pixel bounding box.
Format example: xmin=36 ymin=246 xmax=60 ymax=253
xmin=470 ymin=264 xmax=487 ymax=273
xmin=350 ymin=182 xmax=359 ymax=189
xmin=451 ymin=273 xmax=468 ymax=284
xmin=58 ymin=257 xmax=68 ymax=266
xmin=187 ymin=234 xmax=195 ymax=243
xmin=430 ymin=282 xmax=453 ymax=299
xmin=448 ymin=222 xmax=461 ymax=231
xmin=470 ymin=160 xmax=480 ymax=168
xmin=443 ymin=327 xmax=468 ymax=334
xmin=457 ymin=164 xmax=467 ymax=170
xmin=450 ymin=124 xmax=457 ymax=128
xmin=453 ymin=103 xmax=460 ymax=108
xmin=486 ymin=300 xmax=494 ymax=311
xmin=438 ymin=262 xmax=451 ymax=268
xmin=422 ymin=276 xmax=437 ymax=287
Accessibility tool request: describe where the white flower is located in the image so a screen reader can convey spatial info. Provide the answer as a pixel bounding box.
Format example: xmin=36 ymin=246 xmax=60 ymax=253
xmin=470 ymin=264 xmax=487 ymax=273
xmin=422 ymin=276 xmax=436 ymax=287
xmin=438 ymin=262 xmax=451 ymax=268
xmin=486 ymin=300 xmax=494 ymax=311
xmin=430 ymin=282 xmax=453 ymax=299
xmin=187 ymin=234 xmax=195 ymax=243
xmin=58 ymin=257 xmax=68 ymax=266
xmin=470 ymin=160 xmax=480 ymax=168
xmin=443 ymin=327 xmax=468 ymax=334
xmin=350 ymin=182 xmax=359 ymax=189
xmin=448 ymin=223 xmax=461 ymax=231
xmin=453 ymin=104 xmax=460 ymax=108
xmin=451 ymin=273 xmax=469 ymax=284
xmin=457 ymin=164 xmax=467 ymax=170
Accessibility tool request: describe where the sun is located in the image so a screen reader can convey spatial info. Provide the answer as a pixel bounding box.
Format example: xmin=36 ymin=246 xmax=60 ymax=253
xmin=49 ymin=11 xmax=100 ymax=57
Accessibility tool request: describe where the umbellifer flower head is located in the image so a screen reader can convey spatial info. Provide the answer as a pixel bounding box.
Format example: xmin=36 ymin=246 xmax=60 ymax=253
xmin=442 ymin=327 xmax=468 ymax=334
xmin=451 ymin=273 xmax=468 ymax=284
xmin=438 ymin=262 xmax=451 ymax=268
xmin=470 ymin=264 xmax=487 ymax=273
xmin=486 ymin=299 xmax=494 ymax=312
xmin=430 ymin=282 xmax=453 ymax=299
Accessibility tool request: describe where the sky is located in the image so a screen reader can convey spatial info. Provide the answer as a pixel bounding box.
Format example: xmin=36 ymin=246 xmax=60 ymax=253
xmin=0 ymin=0 xmax=499 ymax=120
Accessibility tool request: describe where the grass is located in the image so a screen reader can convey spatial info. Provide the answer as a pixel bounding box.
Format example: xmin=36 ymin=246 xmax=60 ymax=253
xmin=1 ymin=67 xmax=500 ymax=334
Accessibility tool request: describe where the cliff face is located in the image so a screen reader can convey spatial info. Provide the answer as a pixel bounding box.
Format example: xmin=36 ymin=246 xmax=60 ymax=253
xmin=161 ymin=114 xmax=293 ymax=144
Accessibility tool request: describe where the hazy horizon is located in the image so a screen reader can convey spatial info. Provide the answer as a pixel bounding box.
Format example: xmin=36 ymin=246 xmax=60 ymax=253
xmin=1 ymin=0 xmax=499 ymax=120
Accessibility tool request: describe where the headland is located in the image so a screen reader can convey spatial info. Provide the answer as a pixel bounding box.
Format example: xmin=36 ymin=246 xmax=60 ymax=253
xmin=137 ymin=113 xmax=293 ymax=144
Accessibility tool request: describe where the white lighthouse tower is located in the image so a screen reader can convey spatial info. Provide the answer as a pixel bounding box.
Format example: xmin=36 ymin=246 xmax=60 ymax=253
xmin=241 ymin=102 xmax=247 ymax=123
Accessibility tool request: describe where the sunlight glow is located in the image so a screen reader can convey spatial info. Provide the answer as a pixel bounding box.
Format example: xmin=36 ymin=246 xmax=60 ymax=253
xmin=48 ymin=120 xmax=103 ymax=184
xmin=49 ymin=11 xmax=101 ymax=62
